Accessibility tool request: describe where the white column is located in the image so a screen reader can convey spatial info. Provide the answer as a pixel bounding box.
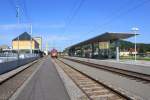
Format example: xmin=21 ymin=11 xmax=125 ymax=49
xmin=30 ymin=24 xmax=32 ymax=54
xmin=134 ymin=32 xmax=137 ymax=61
xmin=131 ymin=27 xmax=139 ymax=62
xmin=116 ymin=46 xmax=120 ymax=62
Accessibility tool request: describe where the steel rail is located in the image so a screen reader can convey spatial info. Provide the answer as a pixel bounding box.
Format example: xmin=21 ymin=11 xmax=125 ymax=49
xmin=57 ymin=58 xmax=132 ymax=100
xmin=63 ymin=57 xmax=150 ymax=82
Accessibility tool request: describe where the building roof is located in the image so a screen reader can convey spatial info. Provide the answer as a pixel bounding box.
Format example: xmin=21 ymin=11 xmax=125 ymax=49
xmin=12 ymin=32 xmax=40 ymax=47
xmin=70 ymin=32 xmax=137 ymax=48
xmin=13 ymin=32 xmax=33 ymax=41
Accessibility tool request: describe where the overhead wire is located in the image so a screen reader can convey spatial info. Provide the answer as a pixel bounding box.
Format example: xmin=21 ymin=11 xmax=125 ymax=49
xmin=67 ymin=0 xmax=85 ymax=25
xmin=86 ymin=0 xmax=150 ymax=34
xmin=8 ymin=0 xmax=21 ymax=18
xmin=19 ymin=0 xmax=31 ymax=32
xmin=8 ymin=0 xmax=16 ymax=12
xmin=21 ymin=0 xmax=31 ymax=22
xmin=86 ymin=0 xmax=133 ymax=33
xmin=8 ymin=0 xmax=31 ymax=32
xmin=7 ymin=0 xmax=21 ymax=20
xmin=64 ymin=0 xmax=79 ymax=25
xmin=64 ymin=0 xmax=132 ymax=34
xmin=63 ymin=0 xmax=85 ymax=34
xmin=63 ymin=0 xmax=150 ymax=47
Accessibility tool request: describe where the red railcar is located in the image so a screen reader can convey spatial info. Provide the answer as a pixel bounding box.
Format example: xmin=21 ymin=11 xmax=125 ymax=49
xmin=50 ymin=49 xmax=58 ymax=58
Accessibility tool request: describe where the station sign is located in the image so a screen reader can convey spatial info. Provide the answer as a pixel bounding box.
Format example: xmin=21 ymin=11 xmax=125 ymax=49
xmin=99 ymin=42 xmax=109 ymax=49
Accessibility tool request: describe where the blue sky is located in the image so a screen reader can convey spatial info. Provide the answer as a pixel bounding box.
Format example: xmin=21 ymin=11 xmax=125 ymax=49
xmin=0 ymin=0 xmax=150 ymax=51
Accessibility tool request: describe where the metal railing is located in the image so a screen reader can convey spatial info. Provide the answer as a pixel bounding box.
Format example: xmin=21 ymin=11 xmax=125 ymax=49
xmin=0 ymin=53 xmax=39 ymax=63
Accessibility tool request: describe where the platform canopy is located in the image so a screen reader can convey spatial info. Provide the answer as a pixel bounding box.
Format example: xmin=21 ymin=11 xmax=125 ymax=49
xmin=70 ymin=32 xmax=137 ymax=48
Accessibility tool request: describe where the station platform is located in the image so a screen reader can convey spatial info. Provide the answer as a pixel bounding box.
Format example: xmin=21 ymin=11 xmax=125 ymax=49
xmin=103 ymin=59 xmax=150 ymax=67
xmin=64 ymin=56 xmax=150 ymax=75
xmin=11 ymin=56 xmax=70 ymax=100
xmin=60 ymin=58 xmax=150 ymax=99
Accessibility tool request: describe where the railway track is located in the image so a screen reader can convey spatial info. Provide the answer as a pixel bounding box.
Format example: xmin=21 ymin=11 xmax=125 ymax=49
xmin=0 ymin=60 xmax=38 ymax=85
xmin=55 ymin=58 xmax=130 ymax=100
xmin=63 ymin=57 xmax=150 ymax=83
xmin=0 ymin=58 xmax=43 ymax=100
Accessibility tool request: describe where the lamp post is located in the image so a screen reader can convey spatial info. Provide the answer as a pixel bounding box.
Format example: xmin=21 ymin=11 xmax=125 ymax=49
xmin=131 ymin=27 xmax=139 ymax=62
xmin=16 ymin=5 xmax=20 ymax=60
xmin=30 ymin=24 xmax=32 ymax=55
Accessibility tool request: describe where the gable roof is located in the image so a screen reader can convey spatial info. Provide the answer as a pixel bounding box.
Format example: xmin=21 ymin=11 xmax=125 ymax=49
xmin=13 ymin=32 xmax=32 ymax=41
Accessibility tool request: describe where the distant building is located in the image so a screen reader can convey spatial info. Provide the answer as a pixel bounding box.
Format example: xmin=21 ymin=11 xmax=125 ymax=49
xmin=129 ymin=48 xmax=138 ymax=55
xmin=43 ymin=42 xmax=49 ymax=55
xmin=0 ymin=45 xmax=10 ymax=53
xmin=34 ymin=37 xmax=42 ymax=50
xmin=120 ymin=51 xmax=130 ymax=56
xmin=0 ymin=45 xmax=9 ymax=50
xmin=44 ymin=50 xmax=48 ymax=55
xmin=12 ymin=32 xmax=39 ymax=53
xmin=146 ymin=52 xmax=150 ymax=57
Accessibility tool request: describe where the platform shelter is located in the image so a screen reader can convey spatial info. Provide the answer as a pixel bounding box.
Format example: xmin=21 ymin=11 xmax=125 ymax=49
xmin=67 ymin=32 xmax=136 ymax=60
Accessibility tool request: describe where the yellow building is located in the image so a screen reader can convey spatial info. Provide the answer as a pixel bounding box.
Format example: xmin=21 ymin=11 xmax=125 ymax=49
xmin=12 ymin=32 xmax=39 ymax=52
xmin=34 ymin=37 xmax=42 ymax=50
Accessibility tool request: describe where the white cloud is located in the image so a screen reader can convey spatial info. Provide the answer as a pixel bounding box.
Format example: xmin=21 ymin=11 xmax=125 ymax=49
xmin=46 ymin=35 xmax=75 ymax=42
xmin=34 ymin=23 xmax=65 ymax=29
xmin=0 ymin=23 xmax=30 ymax=30
xmin=0 ymin=23 xmax=65 ymax=30
xmin=43 ymin=34 xmax=78 ymax=47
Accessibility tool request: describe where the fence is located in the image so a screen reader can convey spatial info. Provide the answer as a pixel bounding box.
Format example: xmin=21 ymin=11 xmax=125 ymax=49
xmin=0 ymin=56 xmax=39 ymax=75
xmin=0 ymin=53 xmax=39 ymax=63
xmin=0 ymin=53 xmax=40 ymax=75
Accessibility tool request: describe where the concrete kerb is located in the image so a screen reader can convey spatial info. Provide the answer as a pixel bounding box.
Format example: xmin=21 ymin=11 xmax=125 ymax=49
xmin=66 ymin=56 xmax=150 ymax=76
xmin=51 ymin=59 xmax=88 ymax=100
xmin=9 ymin=58 xmax=44 ymax=100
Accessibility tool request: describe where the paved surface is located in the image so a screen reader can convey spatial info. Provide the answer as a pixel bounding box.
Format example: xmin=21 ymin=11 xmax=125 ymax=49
xmin=66 ymin=56 xmax=150 ymax=67
xmin=119 ymin=59 xmax=150 ymax=66
xmin=52 ymin=59 xmax=87 ymax=100
xmin=0 ymin=60 xmax=39 ymax=100
xmin=97 ymin=59 xmax=150 ymax=67
xmin=14 ymin=57 xmax=70 ymax=100
xmin=66 ymin=56 xmax=150 ymax=75
xmin=61 ymin=58 xmax=150 ymax=100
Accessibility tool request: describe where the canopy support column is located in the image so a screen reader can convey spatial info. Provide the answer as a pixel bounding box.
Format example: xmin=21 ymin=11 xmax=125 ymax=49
xmin=116 ymin=40 xmax=120 ymax=62
xmin=91 ymin=43 xmax=94 ymax=58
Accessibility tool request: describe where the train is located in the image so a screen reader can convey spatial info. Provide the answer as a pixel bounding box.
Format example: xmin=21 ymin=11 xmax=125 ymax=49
xmin=50 ymin=49 xmax=58 ymax=58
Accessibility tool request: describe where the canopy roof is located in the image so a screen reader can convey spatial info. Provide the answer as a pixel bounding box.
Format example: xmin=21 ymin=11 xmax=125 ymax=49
xmin=70 ymin=32 xmax=137 ymax=48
